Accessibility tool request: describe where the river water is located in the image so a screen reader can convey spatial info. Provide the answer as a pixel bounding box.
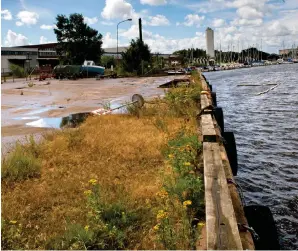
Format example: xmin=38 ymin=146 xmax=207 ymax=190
xmin=204 ymin=64 xmax=298 ymax=250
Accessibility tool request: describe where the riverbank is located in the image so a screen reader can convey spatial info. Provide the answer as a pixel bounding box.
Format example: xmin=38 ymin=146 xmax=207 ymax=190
xmin=1 ymin=73 xmax=205 ymax=249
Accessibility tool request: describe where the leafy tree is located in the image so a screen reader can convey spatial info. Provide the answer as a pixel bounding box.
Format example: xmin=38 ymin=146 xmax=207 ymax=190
xmin=101 ymin=55 xmax=116 ymax=69
xmin=121 ymin=38 xmax=151 ymax=74
xmin=54 ymin=13 xmax=104 ymax=64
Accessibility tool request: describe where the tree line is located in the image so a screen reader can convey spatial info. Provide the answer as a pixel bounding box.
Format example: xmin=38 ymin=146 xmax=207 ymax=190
xmin=54 ymin=13 xmax=281 ymax=74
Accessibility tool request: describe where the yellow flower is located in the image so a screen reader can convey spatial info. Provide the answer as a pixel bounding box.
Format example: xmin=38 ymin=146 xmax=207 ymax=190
xmin=183 ymin=200 xmax=192 ymax=208
xmin=153 ymin=224 xmax=160 ymax=231
xmin=156 ymin=210 xmax=168 ymax=220
xmin=168 ymin=154 xmax=174 ymax=159
xmin=84 ymin=190 xmax=92 ymax=196
xmin=197 ymin=222 xmax=205 ymax=227
xmin=156 ymin=190 xmax=168 ymax=199
xmin=88 ymin=179 xmax=97 ymax=185
xmin=184 ymin=162 xmax=191 ymax=166
xmin=9 ymin=220 xmax=17 ymax=224
xmin=84 ymin=225 xmax=89 ymax=231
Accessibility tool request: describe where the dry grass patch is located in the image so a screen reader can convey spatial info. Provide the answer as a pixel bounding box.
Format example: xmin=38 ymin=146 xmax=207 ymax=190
xmin=2 ymin=73 xmax=204 ymax=249
xmin=2 ymin=115 xmax=193 ymax=249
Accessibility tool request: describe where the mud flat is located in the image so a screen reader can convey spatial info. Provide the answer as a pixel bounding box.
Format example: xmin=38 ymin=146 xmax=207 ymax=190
xmin=1 ymin=76 xmax=185 ymax=154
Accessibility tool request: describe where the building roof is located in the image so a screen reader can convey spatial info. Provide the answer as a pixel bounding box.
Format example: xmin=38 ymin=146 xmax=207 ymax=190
xmin=103 ymin=47 xmax=128 ymax=53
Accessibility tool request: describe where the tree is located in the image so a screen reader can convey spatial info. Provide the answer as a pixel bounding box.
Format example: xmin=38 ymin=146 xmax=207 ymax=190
xmin=101 ymin=55 xmax=116 ymax=69
xmin=121 ymin=38 xmax=151 ymax=74
xmin=54 ymin=13 xmax=104 ymax=64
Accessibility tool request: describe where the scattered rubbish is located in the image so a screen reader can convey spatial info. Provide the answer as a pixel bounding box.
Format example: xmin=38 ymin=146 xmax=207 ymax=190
xmin=58 ymin=106 xmax=66 ymax=109
xmin=91 ymin=94 xmax=144 ymax=115
xmin=159 ymin=78 xmax=190 ymax=88
xmin=237 ymin=84 xmax=278 ymax=87
xmin=256 ymin=83 xmax=281 ymax=96
xmin=28 ymin=82 xmax=34 ymax=88
xmin=20 ymin=91 xmax=24 ymax=95
xmin=45 ymin=81 xmax=51 ymax=85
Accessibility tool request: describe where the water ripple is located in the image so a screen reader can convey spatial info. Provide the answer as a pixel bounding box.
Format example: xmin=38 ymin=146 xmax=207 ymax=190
xmin=205 ymin=64 xmax=298 ymax=250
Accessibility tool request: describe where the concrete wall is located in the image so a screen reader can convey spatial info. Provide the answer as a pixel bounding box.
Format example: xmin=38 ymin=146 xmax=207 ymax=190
xmin=1 ymin=47 xmax=39 ymax=73
xmin=206 ymin=28 xmax=215 ymax=58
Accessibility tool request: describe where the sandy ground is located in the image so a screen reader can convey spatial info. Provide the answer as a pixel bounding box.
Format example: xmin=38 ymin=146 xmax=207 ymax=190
xmin=1 ymin=75 xmax=187 ymax=154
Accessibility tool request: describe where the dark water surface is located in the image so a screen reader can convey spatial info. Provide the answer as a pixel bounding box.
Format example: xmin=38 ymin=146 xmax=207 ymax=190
xmin=205 ymin=64 xmax=298 ymax=250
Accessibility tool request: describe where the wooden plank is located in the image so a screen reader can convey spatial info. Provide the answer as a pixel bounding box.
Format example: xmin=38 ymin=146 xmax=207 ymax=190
xmin=201 ymin=114 xmax=217 ymax=142
xmin=203 ymin=142 xmax=243 ymax=250
xmin=219 ymin=145 xmax=255 ymax=250
xmin=201 ymin=76 xmax=209 ymax=91
xmin=201 ymin=94 xmax=212 ymax=111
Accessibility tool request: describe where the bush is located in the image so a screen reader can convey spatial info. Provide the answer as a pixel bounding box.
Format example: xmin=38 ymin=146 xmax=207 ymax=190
xmin=9 ymin=64 xmax=25 ymax=78
xmin=2 ymin=143 xmax=41 ymax=182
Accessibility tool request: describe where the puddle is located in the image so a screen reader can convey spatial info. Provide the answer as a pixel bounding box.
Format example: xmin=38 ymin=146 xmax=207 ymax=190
xmin=26 ymin=113 xmax=91 ymax=129
xmin=14 ymin=116 xmax=40 ymax=120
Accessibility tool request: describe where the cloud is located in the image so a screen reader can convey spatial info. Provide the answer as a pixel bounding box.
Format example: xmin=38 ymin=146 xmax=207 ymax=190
xmin=231 ymin=18 xmax=263 ymax=26
xmin=236 ymin=6 xmax=263 ymax=19
xmin=212 ymin=18 xmax=225 ymax=28
xmin=140 ymin=0 xmax=167 ymax=6
xmin=101 ymin=0 xmax=134 ymax=20
xmin=148 ymin=15 xmax=170 ymax=26
xmin=16 ymin=21 xmax=24 ymax=26
xmin=84 ymin=16 xmax=98 ymax=25
xmin=102 ymin=32 xmax=117 ymax=48
xmin=40 ymin=24 xmax=56 ymax=30
xmin=119 ymin=24 xmax=153 ymax=40
xmin=101 ymin=21 xmax=114 ymax=26
xmin=4 ymin=30 xmax=29 ymax=46
xmin=183 ymin=14 xmax=205 ymax=27
xmin=39 ymin=36 xmax=55 ymax=44
xmin=16 ymin=10 xmax=39 ymax=26
xmin=1 ymin=9 xmax=12 ymax=20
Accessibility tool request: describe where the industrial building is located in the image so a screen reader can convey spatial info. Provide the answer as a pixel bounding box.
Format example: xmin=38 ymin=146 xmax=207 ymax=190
xmin=1 ymin=43 xmax=129 ymax=74
xmin=279 ymin=47 xmax=298 ymax=56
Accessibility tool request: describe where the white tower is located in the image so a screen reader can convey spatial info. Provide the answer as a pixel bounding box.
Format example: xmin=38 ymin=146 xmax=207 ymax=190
xmin=206 ymin=27 xmax=215 ymax=58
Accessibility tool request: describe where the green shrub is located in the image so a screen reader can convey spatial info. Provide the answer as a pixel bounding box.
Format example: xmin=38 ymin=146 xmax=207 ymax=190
xmin=9 ymin=64 xmax=25 ymax=78
xmin=2 ymin=143 xmax=41 ymax=182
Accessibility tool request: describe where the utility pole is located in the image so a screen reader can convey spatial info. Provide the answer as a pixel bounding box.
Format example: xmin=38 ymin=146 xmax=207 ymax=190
xmin=139 ymin=18 xmax=143 ymax=42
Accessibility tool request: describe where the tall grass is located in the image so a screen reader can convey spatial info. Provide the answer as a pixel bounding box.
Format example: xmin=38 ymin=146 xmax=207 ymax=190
xmin=2 ymin=143 xmax=41 ymax=182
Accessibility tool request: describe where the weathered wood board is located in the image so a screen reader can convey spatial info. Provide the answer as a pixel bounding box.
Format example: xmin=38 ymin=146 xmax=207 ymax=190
xmin=203 ymin=142 xmax=243 ymax=250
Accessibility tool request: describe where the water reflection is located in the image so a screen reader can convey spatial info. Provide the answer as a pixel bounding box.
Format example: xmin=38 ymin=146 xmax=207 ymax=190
xmin=26 ymin=113 xmax=91 ymax=129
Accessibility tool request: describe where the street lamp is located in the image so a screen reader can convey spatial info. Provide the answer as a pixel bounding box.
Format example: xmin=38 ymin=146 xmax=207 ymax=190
xmin=117 ymin=18 xmax=132 ymax=60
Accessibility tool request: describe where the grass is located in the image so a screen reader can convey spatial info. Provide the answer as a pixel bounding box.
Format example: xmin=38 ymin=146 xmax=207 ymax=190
xmin=1 ymin=73 xmax=204 ymax=250
xmin=2 ymin=142 xmax=41 ymax=182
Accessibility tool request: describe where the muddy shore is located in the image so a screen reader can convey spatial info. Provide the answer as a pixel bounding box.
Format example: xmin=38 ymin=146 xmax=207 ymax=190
xmin=1 ymin=76 xmax=185 ymax=154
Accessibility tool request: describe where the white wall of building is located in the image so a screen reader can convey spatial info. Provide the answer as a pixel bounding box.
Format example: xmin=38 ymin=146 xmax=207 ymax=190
xmin=206 ymin=28 xmax=215 ymax=58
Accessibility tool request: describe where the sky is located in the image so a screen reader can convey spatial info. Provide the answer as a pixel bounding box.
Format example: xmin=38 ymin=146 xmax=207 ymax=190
xmin=1 ymin=0 xmax=298 ymax=53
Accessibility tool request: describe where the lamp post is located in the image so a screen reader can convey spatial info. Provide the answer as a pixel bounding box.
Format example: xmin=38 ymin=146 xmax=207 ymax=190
xmin=117 ymin=18 xmax=132 ymax=60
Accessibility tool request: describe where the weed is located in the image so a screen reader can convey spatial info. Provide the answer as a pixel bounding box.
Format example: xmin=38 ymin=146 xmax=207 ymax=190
xmin=1 ymin=219 xmax=26 ymax=250
xmin=1 ymin=143 xmax=41 ymax=182
xmin=154 ymin=131 xmax=204 ymax=249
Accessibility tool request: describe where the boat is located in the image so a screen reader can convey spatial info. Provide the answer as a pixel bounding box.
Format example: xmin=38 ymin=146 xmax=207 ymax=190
xmin=81 ymin=60 xmax=105 ymax=76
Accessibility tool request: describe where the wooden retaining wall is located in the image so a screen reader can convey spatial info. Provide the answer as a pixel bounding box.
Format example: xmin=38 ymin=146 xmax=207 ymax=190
xmin=198 ymin=74 xmax=255 ymax=250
